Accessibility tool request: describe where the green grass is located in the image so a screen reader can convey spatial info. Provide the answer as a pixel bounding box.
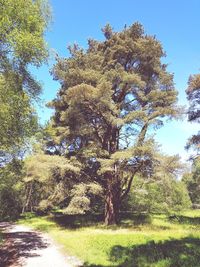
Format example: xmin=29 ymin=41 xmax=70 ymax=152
xmin=179 ymin=210 xmax=200 ymax=217
xmin=17 ymin=211 xmax=200 ymax=267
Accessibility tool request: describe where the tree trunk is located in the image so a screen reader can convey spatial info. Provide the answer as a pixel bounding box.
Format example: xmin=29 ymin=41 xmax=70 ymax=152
xmin=104 ymin=174 xmax=120 ymax=225
xmin=22 ymin=182 xmax=33 ymax=213
xmin=103 ymin=127 xmax=120 ymax=225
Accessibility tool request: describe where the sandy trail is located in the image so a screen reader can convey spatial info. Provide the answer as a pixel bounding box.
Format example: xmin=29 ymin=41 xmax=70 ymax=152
xmin=0 ymin=222 xmax=82 ymax=267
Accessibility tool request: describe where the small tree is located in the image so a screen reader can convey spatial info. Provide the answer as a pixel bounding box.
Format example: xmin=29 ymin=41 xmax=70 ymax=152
xmin=50 ymin=23 xmax=179 ymax=224
xmin=124 ymin=154 xmax=191 ymax=213
xmin=0 ymin=159 xmax=23 ymax=220
xmin=22 ymin=153 xmax=81 ymax=213
xmin=186 ymin=73 xmax=200 ymax=152
xmin=183 ymin=156 xmax=200 ymax=206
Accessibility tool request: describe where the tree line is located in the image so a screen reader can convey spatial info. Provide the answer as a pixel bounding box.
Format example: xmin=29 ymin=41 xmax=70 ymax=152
xmin=0 ymin=0 xmax=199 ymax=225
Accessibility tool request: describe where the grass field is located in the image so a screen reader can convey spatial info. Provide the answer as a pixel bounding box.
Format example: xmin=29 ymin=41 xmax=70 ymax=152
xmin=18 ymin=211 xmax=200 ymax=267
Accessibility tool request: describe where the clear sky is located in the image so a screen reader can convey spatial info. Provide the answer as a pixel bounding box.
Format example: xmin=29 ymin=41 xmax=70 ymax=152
xmin=33 ymin=0 xmax=200 ymax=163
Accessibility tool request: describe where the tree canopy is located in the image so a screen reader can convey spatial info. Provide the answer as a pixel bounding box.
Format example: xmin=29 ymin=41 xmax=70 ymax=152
xmin=186 ymin=73 xmax=200 ymax=153
xmin=49 ymin=23 xmax=180 ymax=224
xmin=0 ymin=0 xmax=51 ymax=161
xmin=0 ymin=0 xmax=51 ymax=219
xmin=125 ymin=154 xmax=191 ymax=214
xmin=0 ymin=0 xmax=50 ymax=80
xmin=183 ymin=156 xmax=200 ymax=207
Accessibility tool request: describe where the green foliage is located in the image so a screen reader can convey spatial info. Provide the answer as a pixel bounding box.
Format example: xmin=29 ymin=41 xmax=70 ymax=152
xmin=0 ymin=0 xmax=50 ymax=67
xmin=123 ymin=154 xmax=191 ymax=213
xmin=0 ymin=0 xmax=51 ymax=220
xmin=0 ymin=0 xmax=51 ymax=159
xmin=186 ymin=73 xmax=200 ymax=152
xmin=183 ymin=157 xmax=200 ymax=206
xmin=64 ymin=182 xmax=103 ymax=214
xmin=21 ymin=152 xmax=104 ymax=214
xmin=0 ymin=159 xmax=24 ymax=220
xmin=123 ymin=177 xmax=191 ymax=214
xmin=49 ymin=22 xmax=180 ymax=224
xmin=170 ymin=181 xmax=192 ymax=212
xmin=22 ymin=153 xmax=82 ymax=213
xmin=0 ymin=75 xmax=38 ymax=161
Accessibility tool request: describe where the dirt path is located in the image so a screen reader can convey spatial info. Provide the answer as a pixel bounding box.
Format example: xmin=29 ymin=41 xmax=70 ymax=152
xmin=0 ymin=222 xmax=82 ymax=267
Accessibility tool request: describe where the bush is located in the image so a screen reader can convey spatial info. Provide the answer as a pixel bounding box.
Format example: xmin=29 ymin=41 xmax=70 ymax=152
xmin=122 ymin=176 xmax=191 ymax=214
xmin=0 ymin=186 xmax=22 ymax=221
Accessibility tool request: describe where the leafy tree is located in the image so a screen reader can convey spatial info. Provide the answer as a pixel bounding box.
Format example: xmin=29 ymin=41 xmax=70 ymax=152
xmin=64 ymin=182 xmax=103 ymax=215
xmin=50 ymin=23 xmax=179 ymax=224
xmin=183 ymin=156 xmax=200 ymax=206
xmin=0 ymin=0 xmax=51 ymax=158
xmin=22 ymin=152 xmax=103 ymax=214
xmin=186 ymin=74 xmax=200 ymax=152
xmin=0 ymin=0 xmax=51 ymax=94
xmin=0 ymin=75 xmax=38 ymax=165
xmin=22 ymin=153 xmax=81 ymax=212
xmin=0 ymin=159 xmax=24 ymax=220
xmin=123 ymin=154 xmax=191 ymax=213
xmin=124 ymin=178 xmax=191 ymax=214
xmin=0 ymin=0 xmax=51 ymax=219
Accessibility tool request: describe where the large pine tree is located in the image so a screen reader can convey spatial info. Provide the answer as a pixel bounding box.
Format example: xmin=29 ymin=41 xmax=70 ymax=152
xmin=50 ymin=23 xmax=179 ymax=225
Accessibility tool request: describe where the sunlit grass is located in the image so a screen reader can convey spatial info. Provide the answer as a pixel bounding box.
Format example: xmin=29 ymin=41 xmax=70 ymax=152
xmin=180 ymin=209 xmax=200 ymax=217
xmin=17 ymin=210 xmax=200 ymax=266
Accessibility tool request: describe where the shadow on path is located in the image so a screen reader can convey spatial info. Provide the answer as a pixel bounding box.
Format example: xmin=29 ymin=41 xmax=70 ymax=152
xmin=0 ymin=222 xmax=48 ymax=267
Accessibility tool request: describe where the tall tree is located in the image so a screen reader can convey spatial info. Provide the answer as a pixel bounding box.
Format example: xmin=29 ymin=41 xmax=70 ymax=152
xmin=0 ymin=0 xmax=51 ymax=160
xmin=186 ymin=74 xmax=200 ymax=152
xmin=0 ymin=0 xmax=51 ymax=219
xmin=50 ymin=23 xmax=179 ymax=225
xmin=0 ymin=75 xmax=38 ymax=165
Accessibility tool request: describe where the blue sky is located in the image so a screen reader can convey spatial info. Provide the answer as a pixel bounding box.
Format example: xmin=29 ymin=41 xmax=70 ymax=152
xmin=33 ymin=0 xmax=200 ymax=163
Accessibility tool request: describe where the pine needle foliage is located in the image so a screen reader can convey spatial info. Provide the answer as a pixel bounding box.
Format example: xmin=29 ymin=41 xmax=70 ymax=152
xmin=186 ymin=74 xmax=200 ymax=152
xmin=50 ymin=23 xmax=179 ymax=224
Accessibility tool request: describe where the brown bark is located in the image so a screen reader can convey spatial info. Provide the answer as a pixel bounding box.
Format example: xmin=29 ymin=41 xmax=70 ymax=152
xmin=22 ymin=182 xmax=33 ymax=213
xmin=103 ymin=126 xmax=121 ymax=225
xmin=104 ymin=173 xmax=120 ymax=225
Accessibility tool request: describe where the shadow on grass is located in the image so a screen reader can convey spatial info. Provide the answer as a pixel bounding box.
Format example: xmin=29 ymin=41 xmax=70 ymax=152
xmin=83 ymin=237 xmax=200 ymax=267
xmin=107 ymin=237 xmax=200 ymax=267
xmin=169 ymin=215 xmax=200 ymax=225
xmin=51 ymin=213 xmax=104 ymax=229
xmin=51 ymin=212 xmax=152 ymax=230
